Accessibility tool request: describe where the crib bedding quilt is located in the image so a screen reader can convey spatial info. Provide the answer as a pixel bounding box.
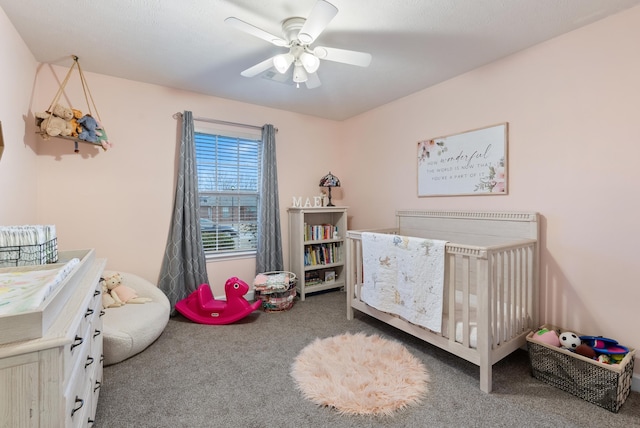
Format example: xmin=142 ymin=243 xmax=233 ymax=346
xmin=361 ymin=232 xmax=447 ymax=333
xmin=0 ymin=258 xmax=79 ymax=316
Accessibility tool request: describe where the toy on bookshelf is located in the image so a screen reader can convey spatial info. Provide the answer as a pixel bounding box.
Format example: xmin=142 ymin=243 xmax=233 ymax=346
xmin=324 ymin=271 xmax=336 ymax=284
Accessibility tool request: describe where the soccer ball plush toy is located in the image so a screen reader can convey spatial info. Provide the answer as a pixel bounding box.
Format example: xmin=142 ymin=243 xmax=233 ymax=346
xmin=559 ymin=332 xmax=581 ymax=350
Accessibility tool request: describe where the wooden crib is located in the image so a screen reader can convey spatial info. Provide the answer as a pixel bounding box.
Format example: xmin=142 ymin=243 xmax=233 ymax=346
xmin=346 ymin=210 xmax=539 ymax=393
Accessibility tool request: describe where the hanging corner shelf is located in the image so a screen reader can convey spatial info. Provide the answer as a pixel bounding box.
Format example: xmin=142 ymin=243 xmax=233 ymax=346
xmin=35 ymin=55 xmax=112 ymax=153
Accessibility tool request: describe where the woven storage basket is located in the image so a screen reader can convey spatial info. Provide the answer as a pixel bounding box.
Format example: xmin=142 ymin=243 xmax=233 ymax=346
xmin=0 ymin=238 xmax=58 ymax=267
xmin=527 ymin=325 xmax=635 ymax=412
xmin=253 ymin=271 xmax=297 ymax=312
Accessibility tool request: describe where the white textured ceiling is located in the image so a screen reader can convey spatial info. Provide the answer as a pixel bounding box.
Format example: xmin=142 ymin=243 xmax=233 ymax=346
xmin=2 ymin=0 xmax=639 ymax=120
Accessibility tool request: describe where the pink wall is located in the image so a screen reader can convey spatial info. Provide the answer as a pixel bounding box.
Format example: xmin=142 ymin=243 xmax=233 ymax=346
xmin=29 ymin=63 xmax=342 ymax=294
xmin=1 ymin=4 xmax=638 ymax=377
xmin=342 ymin=6 xmax=640 ymax=373
xmin=0 ymin=8 xmax=39 ymax=224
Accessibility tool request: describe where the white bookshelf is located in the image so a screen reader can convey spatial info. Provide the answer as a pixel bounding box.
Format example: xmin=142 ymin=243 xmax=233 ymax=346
xmin=288 ymin=206 xmax=347 ymax=300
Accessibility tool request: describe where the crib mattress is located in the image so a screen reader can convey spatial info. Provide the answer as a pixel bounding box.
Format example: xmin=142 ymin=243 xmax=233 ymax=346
xmin=443 ymin=314 xmax=478 ymax=348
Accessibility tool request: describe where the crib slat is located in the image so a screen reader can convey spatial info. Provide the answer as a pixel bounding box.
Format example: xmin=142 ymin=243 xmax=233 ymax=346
xmin=462 ymin=256 xmax=470 ymax=348
xmin=447 ymin=253 xmax=457 ymax=344
xmin=516 ymin=247 xmax=523 ymax=333
xmin=476 ymin=255 xmax=491 ymax=393
xmin=489 ymin=252 xmax=498 ymax=347
xmin=355 ymin=239 xmax=362 ymax=300
xmin=528 ymin=246 xmax=533 ymax=328
xmin=506 ymin=251 xmax=511 ymax=342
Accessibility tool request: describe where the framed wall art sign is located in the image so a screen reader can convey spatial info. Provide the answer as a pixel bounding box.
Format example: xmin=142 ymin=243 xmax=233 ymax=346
xmin=417 ymin=122 xmax=508 ymax=197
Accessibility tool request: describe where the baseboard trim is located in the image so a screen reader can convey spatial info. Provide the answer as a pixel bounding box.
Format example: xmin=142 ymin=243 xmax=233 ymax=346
xmin=632 ymin=373 xmax=640 ymax=392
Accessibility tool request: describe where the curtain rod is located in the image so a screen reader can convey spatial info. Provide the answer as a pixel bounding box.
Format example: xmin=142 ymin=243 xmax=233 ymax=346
xmin=173 ymin=112 xmax=277 ymax=132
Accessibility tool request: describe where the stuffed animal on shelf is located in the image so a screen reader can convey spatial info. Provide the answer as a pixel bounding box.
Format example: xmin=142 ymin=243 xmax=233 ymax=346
xmin=95 ymin=121 xmax=112 ymax=151
xmin=51 ymin=103 xmax=73 ymax=121
xmin=35 ymin=103 xmax=76 ymax=138
xmin=101 ymin=272 xmax=152 ymax=307
xmin=77 ymin=114 xmax=99 ymax=143
xmin=70 ymin=109 xmax=83 ymax=137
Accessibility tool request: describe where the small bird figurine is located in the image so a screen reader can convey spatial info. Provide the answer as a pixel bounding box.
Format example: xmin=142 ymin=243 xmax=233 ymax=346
xmin=176 ymin=277 xmax=262 ymax=325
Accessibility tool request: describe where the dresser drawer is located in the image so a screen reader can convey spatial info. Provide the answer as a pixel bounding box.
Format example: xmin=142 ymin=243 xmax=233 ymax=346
xmin=87 ymin=362 xmax=103 ymax=427
xmin=64 ymin=282 xmax=103 ymax=385
xmin=65 ymin=363 xmax=93 ymax=428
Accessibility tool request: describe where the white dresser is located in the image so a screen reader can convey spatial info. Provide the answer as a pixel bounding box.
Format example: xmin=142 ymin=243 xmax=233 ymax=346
xmin=0 ymin=250 xmax=106 ymax=428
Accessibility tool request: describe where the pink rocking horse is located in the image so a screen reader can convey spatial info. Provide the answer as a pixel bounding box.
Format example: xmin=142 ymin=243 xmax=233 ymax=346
xmin=175 ymin=277 xmax=262 ymax=325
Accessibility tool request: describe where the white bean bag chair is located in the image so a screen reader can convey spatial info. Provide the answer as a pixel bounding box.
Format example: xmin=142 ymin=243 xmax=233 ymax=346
xmin=102 ymin=270 xmax=170 ymax=365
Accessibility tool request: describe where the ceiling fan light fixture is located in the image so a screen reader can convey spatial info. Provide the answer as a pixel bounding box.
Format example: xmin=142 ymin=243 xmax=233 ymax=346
xmin=298 ymin=33 xmax=314 ymax=44
xmin=299 ymin=52 xmax=320 ymax=73
xmin=273 ymin=53 xmax=294 ymax=73
xmin=293 ymin=63 xmax=308 ymax=83
xmin=313 ymin=46 xmax=328 ymax=59
xmin=227 ymin=0 xmax=369 ymax=89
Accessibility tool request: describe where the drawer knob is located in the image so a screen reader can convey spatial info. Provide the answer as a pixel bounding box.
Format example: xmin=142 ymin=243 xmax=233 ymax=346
xmin=85 ymin=308 xmax=94 ymax=318
xmin=93 ymin=329 xmax=102 ymax=338
xmin=99 ymin=310 xmax=105 ymax=317
xmin=70 ymin=335 xmax=84 ymax=351
xmin=71 ymin=396 xmax=84 ymax=417
xmin=94 ymin=380 xmax=102 ymax=392
xmin=94 ymin=289 xmax=101 ymax=297
xmin=85 ymin=356 xmax=94 ymax=368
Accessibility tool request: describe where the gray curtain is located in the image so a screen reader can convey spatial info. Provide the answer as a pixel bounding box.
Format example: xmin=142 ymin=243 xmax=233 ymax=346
xmin=255 ymin=124 xmax=283 ymax=274
xmin=158 ymin=111 xmax=209 ymax=315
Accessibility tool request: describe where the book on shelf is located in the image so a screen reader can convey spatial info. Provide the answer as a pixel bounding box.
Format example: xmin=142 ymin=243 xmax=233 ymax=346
xmin=304 ymin=271 xmax=323 ymax=286
xmin=303 ymin=242 xmax=343 ymax=266
xmin=303 ymin=223 xmax=338 ymax=241
xmin=324 ymin=271 xmax=336 ymax=284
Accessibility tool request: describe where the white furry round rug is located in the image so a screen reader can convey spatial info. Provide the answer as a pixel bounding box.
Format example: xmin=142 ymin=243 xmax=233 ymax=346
xmin=291 ymin=332 xmax=429 ymax=416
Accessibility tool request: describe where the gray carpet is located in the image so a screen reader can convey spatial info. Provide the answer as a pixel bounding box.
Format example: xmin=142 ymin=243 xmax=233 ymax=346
xmin=95 ymin=290 xmax=640 ymax=427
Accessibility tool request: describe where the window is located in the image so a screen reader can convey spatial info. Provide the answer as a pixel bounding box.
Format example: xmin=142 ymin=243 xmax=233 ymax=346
xmin=195 ymin=130 xmax=261 ymax=256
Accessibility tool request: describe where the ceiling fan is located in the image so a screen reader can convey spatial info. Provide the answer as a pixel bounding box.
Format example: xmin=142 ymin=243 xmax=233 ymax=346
xmin=225 ymin=0 xmax=372 ymax=89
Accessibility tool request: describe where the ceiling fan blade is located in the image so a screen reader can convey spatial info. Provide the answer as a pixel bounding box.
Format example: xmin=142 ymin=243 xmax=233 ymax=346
xmin=240 ymin=57 xmax=275 ymax=77
xmin=225 ymin=17 xmax=288 ymax=47
xmin=298 ymin=0 xmax=338 ymax=44
xmin=305 ymin=72 xmax=321 ymax=89
xmin=314 ymin=46 xmax=372 ymax=67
